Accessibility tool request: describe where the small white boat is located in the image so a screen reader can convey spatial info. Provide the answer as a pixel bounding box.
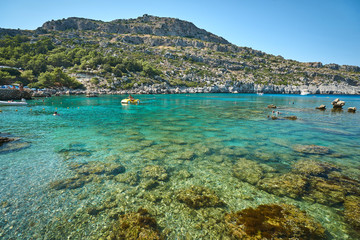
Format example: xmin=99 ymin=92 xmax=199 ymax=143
xmin=300 ymin=90 xmax=310 ymax=95
xmin=256 ymin=90 xmax=264 ymax=95
xmin=0 ymin=99 xmax=28 ymax=106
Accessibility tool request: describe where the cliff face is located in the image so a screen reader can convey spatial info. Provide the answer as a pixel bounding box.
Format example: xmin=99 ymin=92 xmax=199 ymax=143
xmin=40 ymin=14 xmax=229 ymax=44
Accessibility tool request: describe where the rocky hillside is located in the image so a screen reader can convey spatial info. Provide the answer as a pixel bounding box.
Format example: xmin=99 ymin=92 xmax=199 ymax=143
xmin=39 ymin=15 xmax=229 ymax=44
xmin=0 ymin=15 xmax=359 ymax=94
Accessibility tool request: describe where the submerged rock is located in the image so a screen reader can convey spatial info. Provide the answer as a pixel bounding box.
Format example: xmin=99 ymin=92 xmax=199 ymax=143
xmin=142 ymin=149 xmax=166 ymax=161
xmin=70 ymin=161 xmax=125 ymax=176
xmin=0 ymin=136 xmax=15 ymax=146
xmin=176 ymin=169 xmax=193 ymax=179
xmin=109 ymin=208 xmax=161 ymax=240
xmin=57 ymin=147 xmax=92 ymax=160
xmin=283 ymin=115 xmax=297 ymax=120
xmin=232 ymin=158 xmax=274 ymax=185
xmin=177 ymin=185 xmax=225 ymax=209
xmin=49 ymin=175 xmax=93 ymax=190
xmin=292 ymin=160 xmax=339 ymax=177
xmin=174 ymin=150 xmax=196 ymax=160
xmin=139 ymin=179 xmax=159 ymax=190
xmin=114 ymin=171 xmax=139 ymax=186
xmin=292 ymin=144 xmax=331 ymax=155
xmin=305 ymin=177 xmax=347 ymax=206
xmin=224 ymin=204 xmax=326 ymax=239
xmin=258 ymin=173 xmax=308 ymax=199
xmin=0 ymin=141 xmax=31 ymax=153
xmin=50 ymin=161 xmax=126 ymax=190
xmin=141 ymin=165 xmax=168 ymax=181
xmin=256 ymin=159 xmax=360 ymax=206
xmin=344 ymin=195 xmax=360 ymax=231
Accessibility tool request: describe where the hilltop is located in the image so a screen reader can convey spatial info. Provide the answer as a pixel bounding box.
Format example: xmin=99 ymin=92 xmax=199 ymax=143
xmin=0 ymin=14 xmax=359 ymax=94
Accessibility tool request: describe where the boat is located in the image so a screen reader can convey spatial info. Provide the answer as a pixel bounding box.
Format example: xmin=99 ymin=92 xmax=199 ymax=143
xmin=256 ymin=90 xmax=264 ymax=95
xmin=0 ymin=99 xmax=27 ymax=106
xmin=300 ymin=89 xmax=310 ymax=95
xmin=121 ymin=98 xmax=140 ymax=104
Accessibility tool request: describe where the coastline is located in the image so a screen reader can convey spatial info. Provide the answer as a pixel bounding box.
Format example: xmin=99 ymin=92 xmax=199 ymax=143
xmin=30 ymin=82 xmax=360 ymax=97
xmin=1 ymin=82 xmax=359 ymax=100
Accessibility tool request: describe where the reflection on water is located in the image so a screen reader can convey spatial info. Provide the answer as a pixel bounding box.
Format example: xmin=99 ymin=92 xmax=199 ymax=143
xmin=0 ymin=94 xmax=360 ymax=239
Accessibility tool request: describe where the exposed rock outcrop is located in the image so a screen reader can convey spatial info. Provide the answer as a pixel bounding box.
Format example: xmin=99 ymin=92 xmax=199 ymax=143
xmin=331 ymin=98 xmax=346 ymax=109
xmin=40 ymin=15 xmax=229 ymax=44
xmin=348 ymin=107 xmax=357 ymax=113
xmin=0 ymin=89 xmax=32 ymax=100
xmin=316 ymin=104 xmax=326 ymax=110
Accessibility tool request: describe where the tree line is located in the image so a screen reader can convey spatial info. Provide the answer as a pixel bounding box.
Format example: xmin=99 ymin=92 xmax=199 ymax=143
xmin=0 ymin=35 xmax=162 ymax=89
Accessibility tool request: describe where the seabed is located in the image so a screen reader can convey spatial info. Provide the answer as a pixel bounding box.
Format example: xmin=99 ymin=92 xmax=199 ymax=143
xmin=0 ymin=93 xmax=359 ymax=239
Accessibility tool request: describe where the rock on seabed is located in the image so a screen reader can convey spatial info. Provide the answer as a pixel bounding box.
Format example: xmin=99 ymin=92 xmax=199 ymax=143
xmin=109 ymin=208 xmax=162 ymax=240
xmin=224 ymin=204 xmax=326 ymax=239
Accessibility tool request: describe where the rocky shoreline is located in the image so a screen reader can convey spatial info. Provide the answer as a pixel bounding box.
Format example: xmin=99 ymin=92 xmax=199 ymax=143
xmin=1 ymin=82 xmax=359 ymax=100
xmin=33 ymin=82 xmax=360 ymax=97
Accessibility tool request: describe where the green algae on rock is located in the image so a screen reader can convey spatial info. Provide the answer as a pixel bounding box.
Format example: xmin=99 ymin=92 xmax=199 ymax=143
xmin=57 ymin=147 xmax=92 ymax=161
xmin=344 ymin=195 xmax=360 ymax=231
xmin=177 ymin=185 xmax=225 ymax=209
xmin=254 ymin=160 xmax=360 ymax=207
xmin=257 ymin=173 xmax=308 ymax=199
xmin=0 ymin=141 xmax=31 ymax=153
xmin=50 ymin=161 xmax=126 ymax=190
xmin=283 ymin=115 xmax=297 ymax=120
xmin=49 ymin=175 xmax=93 ymax=190
xmin=114 ymin=171 xmax=139 ymax=186
xmin=0 ymin=136 xmax=15 ymax=146
xmin=305 ymin=177 xmax=347 ymax=206
xmin=292 ymin=160 xmax=339 ymax=177
xmin=174 ymin=149 xmax=196 ymax=160
xmin=140 ymin=179 xmax=159 ymax=190
xmin=292 ymin=144 xmax=331 ymax=155
xmin=233 ymin=158 xmax=276 ymax=185
xmin=109 ymin=208 xmax=162 ymax=240
xmin=70 ymin=161 xmax=125 ymax=176
xmin=141 ymin=165 xmax=168 ymax=181
xmin=224 ymin=204 xmax=326 ymax=240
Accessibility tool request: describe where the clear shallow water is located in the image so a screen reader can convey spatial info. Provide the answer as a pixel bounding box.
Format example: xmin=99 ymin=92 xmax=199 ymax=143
xmin=0 ymin=93 xmax=359 ymax=239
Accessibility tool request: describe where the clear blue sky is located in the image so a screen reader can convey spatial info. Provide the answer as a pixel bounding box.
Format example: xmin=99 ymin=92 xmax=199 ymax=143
xmin=1 ymin=0 xmax=359 ymax=66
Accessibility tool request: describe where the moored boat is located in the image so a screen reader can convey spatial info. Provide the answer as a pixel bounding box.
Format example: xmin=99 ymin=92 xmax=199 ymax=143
xmin=0 ymin=99 xmax=27 ymax=106
xmin=300 ymin=89 xmax=310 ymax=95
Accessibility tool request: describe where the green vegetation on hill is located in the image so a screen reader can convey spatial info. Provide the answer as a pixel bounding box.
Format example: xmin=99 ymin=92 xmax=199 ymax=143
xmin=0 ymin=15 xmax=359 ymax=90
xmin=0 ymin=35 xmax=164 ymax=89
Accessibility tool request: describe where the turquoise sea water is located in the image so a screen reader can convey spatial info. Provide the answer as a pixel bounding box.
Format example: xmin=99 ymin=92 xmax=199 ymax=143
xmin=0 ymin=93 xmax=360 ymax=239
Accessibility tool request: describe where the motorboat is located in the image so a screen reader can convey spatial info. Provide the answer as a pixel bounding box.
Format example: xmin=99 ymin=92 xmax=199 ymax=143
xmin=256 ymin=90 xmax=264 ymax=95
xmin=300 ymin=89 xmax=310 ymax=95
xmin=121 ymin=98 xmax=140 ymax=104
xmin=0 ymin=99 xmax=27 ymax=106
